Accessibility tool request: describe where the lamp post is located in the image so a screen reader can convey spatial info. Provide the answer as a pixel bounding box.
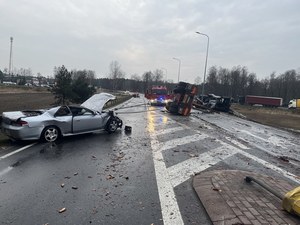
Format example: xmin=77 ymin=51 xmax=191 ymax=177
xmin=196 ymin=32 xmax=209 ymax=101
xmin=172 ymin=57 xmax=181 ymax=83
xmin=161 ymin=67 xmax=167 ymax=82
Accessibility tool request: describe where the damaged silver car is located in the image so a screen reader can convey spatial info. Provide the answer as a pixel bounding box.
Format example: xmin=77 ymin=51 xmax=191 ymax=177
xmin=1 ymin=93 xmax=123 ymax=142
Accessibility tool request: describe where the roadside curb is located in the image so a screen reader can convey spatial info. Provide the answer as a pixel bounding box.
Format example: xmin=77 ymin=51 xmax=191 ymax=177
xmin=193 ymin=170 xmax=300 ymax=225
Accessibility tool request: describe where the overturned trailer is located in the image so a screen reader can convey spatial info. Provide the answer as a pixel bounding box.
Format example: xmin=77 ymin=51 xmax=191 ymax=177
xmin=166 ymin=82 xmax=198 ymax=116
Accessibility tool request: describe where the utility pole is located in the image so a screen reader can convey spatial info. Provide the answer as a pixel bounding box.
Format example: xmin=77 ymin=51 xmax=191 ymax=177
xmin=173 ymin=57 xmax=181 ymax=83
xmin=9 ymin=37 xmax=13 ymax=78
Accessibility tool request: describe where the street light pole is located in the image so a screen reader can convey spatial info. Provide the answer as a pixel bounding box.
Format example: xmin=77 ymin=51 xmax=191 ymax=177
xmin=196 ymin=32 xmax=209 ymax=101
xmin=173 ymin=57 xmax=181 ymax=83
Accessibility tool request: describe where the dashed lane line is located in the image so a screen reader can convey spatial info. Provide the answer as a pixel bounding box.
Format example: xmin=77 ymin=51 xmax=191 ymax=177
xmin=0 ymin=143 xmax=37 ymax=160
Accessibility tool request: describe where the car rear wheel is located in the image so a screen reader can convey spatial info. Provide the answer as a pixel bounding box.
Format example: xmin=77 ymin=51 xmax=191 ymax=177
xmin=106 ymin=118 xmax=118 ymax=134
xmin=42 ymin=126 xmax=59 ymax=142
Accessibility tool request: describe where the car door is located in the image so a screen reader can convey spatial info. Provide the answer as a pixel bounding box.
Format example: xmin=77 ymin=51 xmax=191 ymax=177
xmin=72 ymin=107 xmax=102 ymax=133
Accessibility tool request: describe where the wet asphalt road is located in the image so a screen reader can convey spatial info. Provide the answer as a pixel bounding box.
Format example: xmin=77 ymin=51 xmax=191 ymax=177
xmin=0 ymin=96 xmax=299 ymax=225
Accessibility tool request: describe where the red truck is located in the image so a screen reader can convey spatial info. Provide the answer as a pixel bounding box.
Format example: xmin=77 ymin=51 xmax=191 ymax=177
xmin=245 ymin=95 xmax=283 ymax=107
xmin=145 ymin=85 xmax=173 ymax=105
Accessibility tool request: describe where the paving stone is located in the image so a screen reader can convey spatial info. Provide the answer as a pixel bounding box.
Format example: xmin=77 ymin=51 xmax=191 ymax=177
xmin=193 ymin=170 xmax=300 ymax=225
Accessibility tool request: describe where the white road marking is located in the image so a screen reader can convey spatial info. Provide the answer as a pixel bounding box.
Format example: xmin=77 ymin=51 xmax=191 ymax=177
xmin=150 ymin=129 xmax=184 ymax=224
xmin=0 ymin=143 xmax=37 ymax=160
xmin=240 ymin=130 xmax=268 ymax=142
xmin=217 ymin=140 xmax=300 ymax=184
xmin=155 ymin=127 xmax=185 ymax=136
xmin=168 ymin=145 xmax=238 ymax=187
xmin=149 ymin=111 xmax=300 ymax=225
xmin=224 ymin=136 xmax=249 ymax=150
xmin=0 ymin=166 xmax=13 ymax=177
xmin=160 ymin=133 xmax=209 ymax=152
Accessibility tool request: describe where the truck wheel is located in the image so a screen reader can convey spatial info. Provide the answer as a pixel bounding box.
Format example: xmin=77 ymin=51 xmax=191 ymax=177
xmin=106 ymin=118 xmax=118 ymax=134
xmin=41 ymin=126 xmax=60 ymax=142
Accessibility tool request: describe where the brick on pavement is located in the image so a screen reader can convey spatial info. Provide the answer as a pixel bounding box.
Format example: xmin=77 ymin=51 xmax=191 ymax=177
xmin=193 ymin=170 xmax=300 ymax=225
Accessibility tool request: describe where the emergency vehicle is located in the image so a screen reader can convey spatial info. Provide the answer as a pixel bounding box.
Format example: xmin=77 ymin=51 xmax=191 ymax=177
xmin=145 ymin=85 xmax=173 ymax=105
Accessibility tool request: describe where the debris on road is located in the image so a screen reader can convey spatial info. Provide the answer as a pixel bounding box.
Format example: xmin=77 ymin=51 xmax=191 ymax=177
xmin=58 ymin=207 xmax=66 ymax=213
xmin=193 ymin=94 xmax=231 ymax=113
xmin=72 ymin=186 xmax=78 ymax=190
xmin=74 ymin=172 xmax=78 ymax=176
xmin=125 ymin=125 xmax=132 ymax=132
xmin=61 ymin=183 xmax=65 ymax=188
xmin=279 ymin=156 xmax=290 ymax=162
xmin=106 ymin=175 xmax=115 ymax=180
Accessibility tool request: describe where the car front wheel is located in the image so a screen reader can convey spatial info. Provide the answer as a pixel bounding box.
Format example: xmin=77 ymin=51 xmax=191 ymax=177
xmin=42 ymin=126 xmax=59 ymax=142
xmin=106 ymin=118 xmax=118 ymax=134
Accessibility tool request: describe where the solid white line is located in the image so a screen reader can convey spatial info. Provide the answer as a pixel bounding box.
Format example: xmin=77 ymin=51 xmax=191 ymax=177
xmin=240 ymin=130 xmax=268 ymax=142
xmin=152 ymin=144 xmax=184 ymax=224
xmin=0 ymin=143 xmax=37 ymax=160
xmin=149 ymin=111 xmax=184 ymax=225
xmin=224 ymin=136 xmax=249 ymax=150
xmin=168 ymin=145 xmax=238 ymax=187
xmin=160 ymin=133 xmax=209 ymax=152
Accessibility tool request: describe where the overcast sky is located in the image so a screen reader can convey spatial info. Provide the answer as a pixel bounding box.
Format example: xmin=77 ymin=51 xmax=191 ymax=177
xmin=0 ymin=0 xmax=299 ymax=83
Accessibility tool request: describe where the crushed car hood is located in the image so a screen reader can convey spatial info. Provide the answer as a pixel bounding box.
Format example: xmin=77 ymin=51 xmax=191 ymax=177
xmin=81 ymin=93 xmax=116 ymax=112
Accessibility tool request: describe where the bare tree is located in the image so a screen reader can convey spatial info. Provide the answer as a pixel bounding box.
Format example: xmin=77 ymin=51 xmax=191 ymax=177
xmin=142 ymin=71 xmax=153 ymax=92
xmin=153 ymin=69 xmax=163 ymax=84
xmin=108 ymin=60 xmax=125 ymax=91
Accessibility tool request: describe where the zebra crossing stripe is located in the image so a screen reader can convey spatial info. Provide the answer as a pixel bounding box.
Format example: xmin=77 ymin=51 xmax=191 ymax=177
xmin=160 ymin=133 xmax=209 ymax=152
xmin=168 ymin=144 xmax=239 ymax=187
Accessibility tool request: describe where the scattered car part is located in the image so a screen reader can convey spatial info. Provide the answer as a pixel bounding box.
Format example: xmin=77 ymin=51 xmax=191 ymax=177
xmin=245 ymin=176 xmax=300 ymax=217
xmin=125 ymin=126 xmax=132 ymax=132
xmin=193 ymin=94 xmax=231 ymax=112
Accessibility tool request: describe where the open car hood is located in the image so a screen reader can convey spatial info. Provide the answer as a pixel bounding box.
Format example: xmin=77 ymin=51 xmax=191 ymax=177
xmin=81 ymin=93 xmax=116 ymax=112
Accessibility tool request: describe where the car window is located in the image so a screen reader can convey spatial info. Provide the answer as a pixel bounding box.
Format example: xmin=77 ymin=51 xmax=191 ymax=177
xmin=55 ymin=106 xmax=71 ymax=117
xmin=70 ymin=107 xmax=94 ymax=116
xmin=80 ymin=108 xmax=94 ymax=116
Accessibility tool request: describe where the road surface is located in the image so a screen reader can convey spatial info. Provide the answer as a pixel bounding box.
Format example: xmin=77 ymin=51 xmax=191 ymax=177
xmin=0 ymin=96 xmax=299 ymax=225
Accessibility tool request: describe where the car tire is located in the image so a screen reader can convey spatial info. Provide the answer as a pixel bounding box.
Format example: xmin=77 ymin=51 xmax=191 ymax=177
xmin=41 ymin=126 xmax=60 ymax=142
xmin=106 ymin=118 xmax=118 ymax=134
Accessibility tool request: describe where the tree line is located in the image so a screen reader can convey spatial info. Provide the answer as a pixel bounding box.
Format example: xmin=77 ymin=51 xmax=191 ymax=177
xmin=204 ymin=66 xmax=300 ymax=104
xmin=2 ymin=61 xmax=299 ymax=105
